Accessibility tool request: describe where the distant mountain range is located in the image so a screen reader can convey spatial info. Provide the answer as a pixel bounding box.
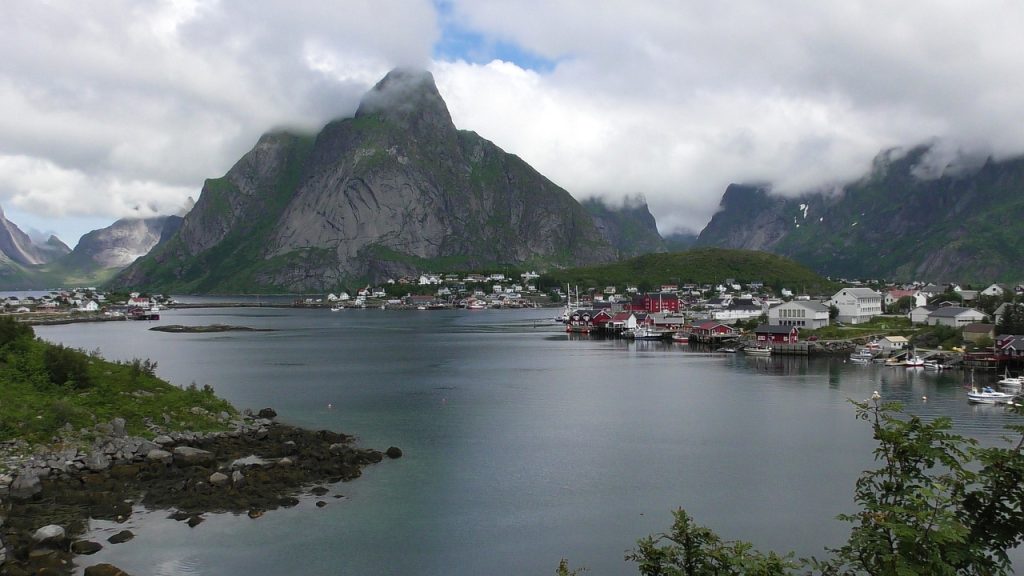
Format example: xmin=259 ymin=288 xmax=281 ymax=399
xmin=2 ymin=74 xmax=1021 ymax=292
xmin=696 ymin=146 xmax=1024 ymax=282
xmin=0 ymin=209 xmax=183 ymax=290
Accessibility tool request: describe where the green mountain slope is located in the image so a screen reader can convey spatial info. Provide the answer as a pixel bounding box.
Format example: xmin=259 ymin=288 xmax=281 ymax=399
xmin=543 ymin=248 xmax=836 ymax=294
xmin=696 ymin=147 xmax=1024 ymax=282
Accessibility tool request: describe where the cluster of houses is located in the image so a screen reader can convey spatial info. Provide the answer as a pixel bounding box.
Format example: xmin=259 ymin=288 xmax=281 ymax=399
xmin=325 ymin=271 xmax=543 ymax=308
xmin=1 ymin=290 xmax=170 ymax=317
xmin=563 ymin=279 xmax=1022 ymax=354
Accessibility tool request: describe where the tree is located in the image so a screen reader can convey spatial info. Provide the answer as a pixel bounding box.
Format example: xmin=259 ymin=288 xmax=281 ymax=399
xmin=625 ymin=398 xmax=1024 ymax=575
xmin=828 ymin=304 xmax=839 ymax=321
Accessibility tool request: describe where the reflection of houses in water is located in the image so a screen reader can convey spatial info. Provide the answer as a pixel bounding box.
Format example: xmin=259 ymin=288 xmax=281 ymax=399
xmin=747 ymin=353 xmax=811 ymax=377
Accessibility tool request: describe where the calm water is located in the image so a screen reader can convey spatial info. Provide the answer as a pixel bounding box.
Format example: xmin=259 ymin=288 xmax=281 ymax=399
xmin=35 ymin=307 xmax=1023 ymax=575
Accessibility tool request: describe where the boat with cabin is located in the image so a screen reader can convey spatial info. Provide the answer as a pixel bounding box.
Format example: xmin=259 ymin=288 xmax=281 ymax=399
xmin=967 ymin=386 xmax=1016 ymax=404
xmin=997 ymin=370 xmax=1023 ymax=392
xmin=744 ymin=344 xmax=772 ymax=356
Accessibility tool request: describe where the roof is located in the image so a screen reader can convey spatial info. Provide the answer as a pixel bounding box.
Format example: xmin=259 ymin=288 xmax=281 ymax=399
xmin=963 ymin=323 xmax=994 ymax=334
xmin=773 ymin=300 xmax=828 ymax=312
xmin=928 ymin=306 xmax=984 ymax=318
xmin=881 ymin=336 xmax=909 ymax=343
xmin=834 ymin=287 xmax=881 ymax=298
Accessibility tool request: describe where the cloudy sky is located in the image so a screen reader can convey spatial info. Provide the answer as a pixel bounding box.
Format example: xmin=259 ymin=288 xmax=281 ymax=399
xmin=2 ymin=1 xmax=1022 ymax=246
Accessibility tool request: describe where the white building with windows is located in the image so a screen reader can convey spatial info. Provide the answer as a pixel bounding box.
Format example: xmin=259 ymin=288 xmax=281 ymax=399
xmin=768 ymin=300 xmax=830 ymax=329
xmin=830 ymin=288 xmax=883 ymax=325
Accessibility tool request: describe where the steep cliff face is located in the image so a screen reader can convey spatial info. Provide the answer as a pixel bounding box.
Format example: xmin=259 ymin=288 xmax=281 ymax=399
xmin=0 ymin=205 xmax=65 ymax=266
xmin=63 ymin=216 xmax=180 ymax=270
xmin=696 ymin=147 xmax=1024 ymax=282
xmin=113 ymin=69 xmax=618 ymax=293
xmin=582 ymin=196 xmax=666 ymax=257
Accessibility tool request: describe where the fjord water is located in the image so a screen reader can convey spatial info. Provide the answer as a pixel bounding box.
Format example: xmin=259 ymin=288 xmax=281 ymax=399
xmin=36 ymin=307 xmax=1022 ymax=575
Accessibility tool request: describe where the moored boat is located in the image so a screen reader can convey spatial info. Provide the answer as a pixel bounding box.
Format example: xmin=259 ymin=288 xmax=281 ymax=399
xmin=744 ymin=344 xmax=772 ymax=356
xmin=967 ymin=386 xmax=1016 ymax=404
xmin=997 ymin=370 xmax=1023 ymax=392
xmin=671 ymin=332 xmax=689 ymax=343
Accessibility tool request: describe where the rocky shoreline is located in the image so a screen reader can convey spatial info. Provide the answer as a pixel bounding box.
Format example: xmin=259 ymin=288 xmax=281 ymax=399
xmin=0 ymin=409 xmax=400 ymax=576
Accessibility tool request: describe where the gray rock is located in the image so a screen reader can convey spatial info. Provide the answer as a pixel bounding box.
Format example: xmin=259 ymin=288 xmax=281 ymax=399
xmin=231 ymin=470 xmax=245 ymax=487
xmin=329 ymin=443 xmax=347 ymax=454
xmin=209 ymin=472 xmax=229 ymax=487
xmin=385 ymin=446 xmax=403 ymax=459
xmin=72 ymin=540 xmax=103 ymax=555
xmin=172 ymin=446 xmax=215 ymax=466
xmin=277 ymin=457 xmax=293 ymax=467
xmin=85 ymin=452 xmax=111 ymax=472
xmin=111 ymin=417 xmax=127 ymax=438
xmin=32 ymin=524 xmax=66 ymax=546
xmin=153 ymin=435 xmax=173 ymax=446
xmin=9 ymin=473 xmax=41 ymax=500
xmin=107 ymin=530 xmax=134 ymax=544
xmin=145 ymin=449 xmax=173 ymax=465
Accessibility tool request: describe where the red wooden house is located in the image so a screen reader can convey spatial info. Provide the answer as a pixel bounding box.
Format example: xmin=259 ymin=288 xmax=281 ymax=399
xmin=754 ymin=324 xmax=799 ymax=344
xmin=693 ymin=321 xmax=736 ymax=338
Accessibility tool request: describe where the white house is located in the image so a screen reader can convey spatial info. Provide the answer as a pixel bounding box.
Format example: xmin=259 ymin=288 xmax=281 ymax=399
xmin=981 ymin=283 xmax=1008 ymax=297
xmin=927 ymin=306 xmax=987 ymax=328
xmin=768 ymin=300 xmax=830 ymax=330
xmin=830 ymin=288 xmax=883 ymax=325
xmin=885 ymin=289 xmax=927 ymax=309
xmin=878 ymin=335 xmax=909 ymax=353
xmin=712 ymin=303 xmax=763 ymax=323
xmin=76 ymin=300 xmax=100 ymax=312
xmin=909 ymin=305 xmax=938 ymax=324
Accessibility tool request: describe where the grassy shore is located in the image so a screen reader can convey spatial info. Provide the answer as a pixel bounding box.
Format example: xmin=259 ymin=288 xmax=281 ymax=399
xmin=0 ymin=316 xmax=235 ymax=451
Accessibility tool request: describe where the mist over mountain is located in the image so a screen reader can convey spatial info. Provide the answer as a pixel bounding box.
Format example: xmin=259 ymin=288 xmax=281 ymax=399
xmin=111 ymin=69 xmax=622 ymax=293
xmin=582 ymin=195 xmax=666 ymax=257
xmin=696 ymin=145 xmax=1024 ymax=282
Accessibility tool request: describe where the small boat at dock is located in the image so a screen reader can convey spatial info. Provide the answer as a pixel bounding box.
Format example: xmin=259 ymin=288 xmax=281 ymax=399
xmin=744 ymin=345 xmax=772 ymax=356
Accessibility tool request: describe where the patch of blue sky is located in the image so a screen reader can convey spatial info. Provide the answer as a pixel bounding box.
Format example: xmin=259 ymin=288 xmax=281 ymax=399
xmin=433 ymin=2 xmax=559 ymax=72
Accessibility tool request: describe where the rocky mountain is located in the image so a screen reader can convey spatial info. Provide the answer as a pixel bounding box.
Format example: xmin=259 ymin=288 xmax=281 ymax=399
xmin=59 ymin=216 xmax=183 ymax=271
xmin=0 ymin=210 xmax=183 ymax=289
xmin=0 ymin=205 xmax=67 ymax=267
xmin=582 ymin=196 xmax=666 ymax=257
xmin=696 ymin=146 xmax=1024 ymax=282
xmin=111 ymin=68 xmax=619 ymax=293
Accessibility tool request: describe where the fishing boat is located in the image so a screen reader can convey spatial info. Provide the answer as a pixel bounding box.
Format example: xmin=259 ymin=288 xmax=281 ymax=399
xmin=849 ymin=349 xmax=874 ymax=363
xmin=904 ymin=355 xmax=926 ymax=368
xmin=744 ymin=344 xmax=772 ymax=356
xmin=967 ymin=386 xmax=1016 ymax=404
xmin=671 ymin=332 xmax=689 ymax=343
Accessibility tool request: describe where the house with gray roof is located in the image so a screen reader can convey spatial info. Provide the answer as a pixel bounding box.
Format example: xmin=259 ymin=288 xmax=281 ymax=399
xmin=927 ymin=306 xmax=987 ymax=328
xmin=829 ymin=287 xmax=882 ymax=325
xmin=768 ymin=300 xmax=830 ymax=330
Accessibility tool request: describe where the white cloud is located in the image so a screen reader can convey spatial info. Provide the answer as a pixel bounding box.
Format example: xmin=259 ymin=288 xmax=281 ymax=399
xmin=3 ymin=0 xmax=1024 ymax=244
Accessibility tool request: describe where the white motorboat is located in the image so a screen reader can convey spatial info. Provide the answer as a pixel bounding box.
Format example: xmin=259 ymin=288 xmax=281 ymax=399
xmin=967 ymin=386 xmax=1016 ymax=404
xmin=997 ymin=371 xmax=1023 ymax=392
xmin=849 ymin=349 xmax=874 ymax=363
xmin=904 ymin=355 xmax=926 ymax=368
xmin=744 ymin=345 xmax=772 ymax=356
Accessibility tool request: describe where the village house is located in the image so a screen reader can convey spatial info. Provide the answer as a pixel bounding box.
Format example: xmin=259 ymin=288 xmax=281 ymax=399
xmin=996 ymin=335 xmax=1024 ymax=360
xmin=608 ymin=311 xmax=638 ymax=331
xmin=753 ymin=324 xmax=799 ymax=344
xmin=981 ymin=283 xmax=1009 ymax=298
xmin=692 ymin=321 xmax=737 ymax=340
xmin=878 ymin=335 xmax=909 ymax=353
xmin=962 ymin=322 xmax=995 ymax=344
xmin=885 ymin=289 xmax=927 ymax=309
xmin=712 ymin=303 xmax=762 ymax=323
xmin=908 ymin=305 xmax=939 ymax=324
xmin=829 ymin=287 xmax=883 ymax=324
xmin=926 ymin=306 xmax=987 ymax=328
xmin=767 ymin=300 xmax=830 ymax=329
xmin=629 ymin=292 xmax=680 ymax=314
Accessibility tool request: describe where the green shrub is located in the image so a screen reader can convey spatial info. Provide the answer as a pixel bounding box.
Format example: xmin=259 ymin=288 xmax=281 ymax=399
xmin=42 ymin=344 xmax=92 ymax=389
xmin=0 ymin=316 xmax=33 ymax=348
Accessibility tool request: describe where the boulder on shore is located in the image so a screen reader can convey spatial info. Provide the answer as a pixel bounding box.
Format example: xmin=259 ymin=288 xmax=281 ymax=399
xmin=172 ymin=446 xmax=215 ymax=466
xmin=32 ymin=524 xmax=66 ymax=546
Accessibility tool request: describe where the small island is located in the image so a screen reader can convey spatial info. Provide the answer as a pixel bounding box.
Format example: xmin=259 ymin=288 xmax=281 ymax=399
xmin=149 ymin=324 xmax=275 ymax=333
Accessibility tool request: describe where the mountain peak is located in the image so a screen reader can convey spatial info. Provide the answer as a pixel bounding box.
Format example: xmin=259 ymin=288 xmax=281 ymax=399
xmin=355 ymin=68 xmax=454 ymax=133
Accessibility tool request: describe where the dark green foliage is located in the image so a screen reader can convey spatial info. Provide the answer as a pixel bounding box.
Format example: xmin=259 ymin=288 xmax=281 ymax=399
xmin=542 ymin=248 xmax=837 ymax=296
xmin=0 ymin=316 xmax=33 ymax=348
xmin=911 ymin=325 xmax=961 ymax=349
xmin=997 ymin=303 xmax=1024 ymax=335
xmin=42 ymin=344 xmax=92 ymax=389
xmin=625 ymin=509 xmax=796 ymax=575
